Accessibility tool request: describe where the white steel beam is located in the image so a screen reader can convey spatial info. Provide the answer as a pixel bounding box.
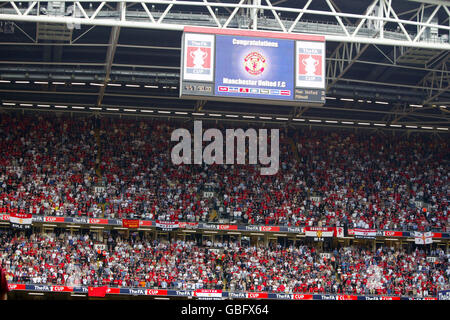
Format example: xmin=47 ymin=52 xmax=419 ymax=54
xmin=0 ymin=0 xmax=449 ymax=50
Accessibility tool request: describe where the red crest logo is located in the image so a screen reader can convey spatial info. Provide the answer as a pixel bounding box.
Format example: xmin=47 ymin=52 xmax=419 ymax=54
xmin=244 ymin=52 xmax=266 ymax=76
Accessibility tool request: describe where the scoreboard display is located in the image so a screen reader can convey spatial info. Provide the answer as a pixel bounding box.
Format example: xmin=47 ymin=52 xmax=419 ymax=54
xmin=180 ymin=27 xmax=326 ymax=106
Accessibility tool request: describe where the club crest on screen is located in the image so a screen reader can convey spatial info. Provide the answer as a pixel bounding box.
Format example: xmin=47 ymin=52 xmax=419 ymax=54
xmin=244 ymin=52 xmax=266 ymax=76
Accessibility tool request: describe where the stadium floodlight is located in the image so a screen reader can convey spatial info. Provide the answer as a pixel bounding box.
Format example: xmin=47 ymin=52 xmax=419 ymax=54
xmin=259 ymin=116 xmax=272 ymax=120
xmin=35 ymin=81 xmax=49 ymax=84
xmin=19 ymin=103 xmax=33 ymax=107
xmin=124 ymin=109 xmax=137 ymax=112
xmin=55 ymin=105 xmax=68 ymax=108
xmin=158 ymin=110 xmax=171 ymax=114
xmin=52 ymin=82 xmax=65 ymax=85
xmin=42 ymin=224 xmax=58 ymax=227
xmin=242 ymin=115 xmax=255 ymax=119
xmin=390 ymin=124 xmax=401 ymax=127
xmin=141 ymin=110 xmax=154 ymax=113
xmin=276 ymin=117 xmax=288 ymax=121
xmin=374 ymin=123 xmax=386 ymax=126
xmin=325 ymin=120 xmax=338 ymax=123
xmin=421 ymin=126 xmax=433 ymax=129
xmin=342 ymin=121 xmax=354 ymax=124
xmin=90 ymin=107 xmax=102 ymax=110
xmin=341 ymin=98 xmax=354 ymax=101
xmin=410 ymin=104 xmax=423 ymax=108
xmin=175 ymin=112 xmax=188 ymax=115
xmin=107 ymin=83 xmax=122 ymax=87
xmin=16 ymin=80 xmax=30 ymax=84
xmin=358 ymin=122 xmax=370 ymax=125
xmin=292 ymin=118 xmax=305 ymax=121
xmin=204 ymin=231 xmax=218 ymax=234
xmin=309 ymin=119 xmax=322 ymax=122
xmin=225 ymin=114 xmax=238 ymax=118
xmin=72 ymin=106 xmax=85 ymax=110
xmin=375 ymin=101 xmax=389 ymax=104
xmin=437 ymin=127 xmax=448 ymax=131
xmin=71 ymin=82 xmax=86 ymax=85
xmin=325 ymin=97 xmax=336 ymax=100
xmin=2 ymin=102 xmax=15 ymax=106
xmin=106 ymin=108 xmax=119 ymax=111
xmin=90 ymin=83 xmax=104 ymax=86
xmin=250 ymin=233 xmax=265 ymax=236
xmin=406 ymin=125 xmax=418 ymax=128
xmin=67 ymin=225 xmax=81 ymax=228
xmin=125 ymin=84 xmax=140 ymax=88
xmin=37 ymin=104 xmax=50 ymax=108
xmin=0 ymin=80 xmax=11 ymax=83
xmin=144 ymin=85 xmax=159 ymax=89
xmin=209 ymin=113 xmax=222 ymax=117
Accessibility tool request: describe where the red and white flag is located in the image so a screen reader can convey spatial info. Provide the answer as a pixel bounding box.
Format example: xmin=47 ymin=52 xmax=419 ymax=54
xmin=335 ymin=227 xmax=344 ymax=238
xmin=414 ymin=232 xmax=433 ymax=245
xmin=9 ymin=212 xmax=32 ymax=229
xmin=88 ymin=286 xmax=108 ymax=297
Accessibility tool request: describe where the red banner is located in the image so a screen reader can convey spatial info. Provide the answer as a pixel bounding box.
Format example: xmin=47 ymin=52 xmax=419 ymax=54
xmin=260 ymin=226 xmax=280 ymax=232
xmin=383 ymin=231 xmax=403 ymax=237
xmin=88 ymin=218 xmax=108 ymax=225
xmin=432 ymin=232 xmax=442 ymax=238
xmin=123 ymin=219 xmax=140 ymax=229
xmin=147 ymin=289 xmax=168 ymax=296
xmin=246 ymin=292 xmax=268 ymax=299
xmin=218 ymin=224 xmax=238 ymax=230
xmin=380 ymin=296 xmax=401 ymax=300
xmin=8 ymin=283 xmax=26 ymax=291
xmin=106 ymin=287 xmax=120 ymax=294
xmin=44 ymin=216 xmax=65 ymax=223
xmin=88 ymin=286 xmax=108 ymax=297
xmin=139 ymin=220 xmax=152 ymax=227
xmin=336 ymin=295 xmax=358 ymax=300
xmin=293 ymin=294 xmax=313 ymax=300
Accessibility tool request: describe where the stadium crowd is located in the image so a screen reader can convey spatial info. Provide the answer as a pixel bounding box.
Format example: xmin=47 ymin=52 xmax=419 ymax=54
xmin=0 ymin=230 xmax=448 ymax=297
xmin=0 ymin=112 xmax=448 ymax=232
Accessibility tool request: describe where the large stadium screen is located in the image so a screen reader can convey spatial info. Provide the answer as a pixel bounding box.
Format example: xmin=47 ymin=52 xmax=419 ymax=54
xmin=180 ymin=27 xmax=326 ymax=106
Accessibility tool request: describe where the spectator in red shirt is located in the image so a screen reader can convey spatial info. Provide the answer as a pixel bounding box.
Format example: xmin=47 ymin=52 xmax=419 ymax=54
xmin=0 ymin=265 xmax=9 ymax=300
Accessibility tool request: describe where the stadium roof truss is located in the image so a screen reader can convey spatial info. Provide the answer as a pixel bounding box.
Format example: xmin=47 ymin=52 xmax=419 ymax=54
xmin=0 ymin=0 xmax=449 ymax=132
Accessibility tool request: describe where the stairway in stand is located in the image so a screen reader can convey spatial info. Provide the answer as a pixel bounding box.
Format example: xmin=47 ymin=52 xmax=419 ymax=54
xmin=287 ymin=136 xmax=300 ymax=163
xmin=95 ymin=127 xmax=102 ymax=180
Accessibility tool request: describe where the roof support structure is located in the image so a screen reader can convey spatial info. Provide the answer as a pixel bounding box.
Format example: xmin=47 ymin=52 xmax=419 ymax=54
xmin=418 ymin=53 xmax=450 ymax=105
xmin=0 ymin=0 xmax=449 ymax=50
xmin=96 ymin=20 xmax=121 ymax=106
